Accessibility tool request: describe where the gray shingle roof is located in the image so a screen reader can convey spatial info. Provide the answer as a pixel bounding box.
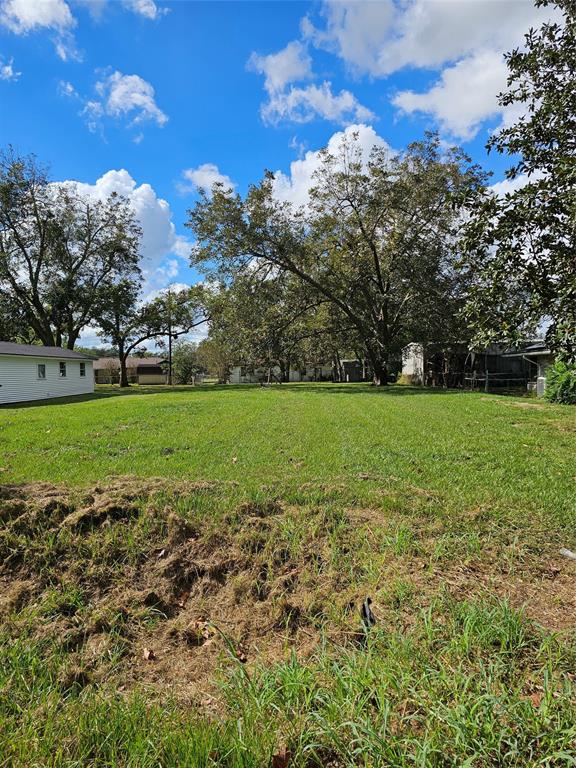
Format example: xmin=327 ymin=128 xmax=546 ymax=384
xmin=93 ymin=356 xmax=167 ymax=370
xmin=0 ymin=342 xmax=96 ymax=360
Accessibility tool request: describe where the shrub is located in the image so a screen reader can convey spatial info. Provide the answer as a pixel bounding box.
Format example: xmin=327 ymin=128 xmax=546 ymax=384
xmin=544 ymin=360 xmax=576 ymax=404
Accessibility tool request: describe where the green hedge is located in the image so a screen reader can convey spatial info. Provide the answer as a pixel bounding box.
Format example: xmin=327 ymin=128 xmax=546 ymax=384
xmin=544 ymin=360 xmax=576 ymax=404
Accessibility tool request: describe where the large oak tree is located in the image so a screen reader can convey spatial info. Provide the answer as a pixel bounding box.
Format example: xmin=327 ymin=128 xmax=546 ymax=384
xmin=187 ymin=133 xmax=484 ymax=384
xmin=0 ymin=149 xmax=141 ymax=349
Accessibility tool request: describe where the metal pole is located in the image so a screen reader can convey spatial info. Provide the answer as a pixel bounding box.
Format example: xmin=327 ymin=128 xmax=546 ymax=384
xmin=167 ymin=286 xmax=173 ymax=386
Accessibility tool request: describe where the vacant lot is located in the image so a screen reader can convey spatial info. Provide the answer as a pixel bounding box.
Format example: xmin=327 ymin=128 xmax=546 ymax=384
xmin=1 ymin=384 xmax=575 ymax=766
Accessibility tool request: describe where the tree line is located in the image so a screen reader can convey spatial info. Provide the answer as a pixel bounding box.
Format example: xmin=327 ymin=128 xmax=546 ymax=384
xmin=1 ymin=0 xmax=574 ymax=386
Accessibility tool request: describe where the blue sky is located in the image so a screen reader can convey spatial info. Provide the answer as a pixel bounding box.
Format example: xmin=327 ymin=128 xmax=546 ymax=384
xmin=0 ymin=0 xmax=555 ymax=344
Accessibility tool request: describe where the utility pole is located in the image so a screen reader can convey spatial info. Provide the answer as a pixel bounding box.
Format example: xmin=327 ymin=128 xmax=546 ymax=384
xmin=167 ymin=286 xmax=173 ymax=386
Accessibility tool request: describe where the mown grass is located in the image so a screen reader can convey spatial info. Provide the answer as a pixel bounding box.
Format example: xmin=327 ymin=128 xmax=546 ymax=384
xmin=1 ymin=383 xmax=575 ymax=524
xmin=1 ymin=383 xmax=575 ymax=766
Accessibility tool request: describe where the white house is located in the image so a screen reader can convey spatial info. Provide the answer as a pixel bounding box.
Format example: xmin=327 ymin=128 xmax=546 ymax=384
xmin=228 ymin=363 xmax=334 ymax=384
xmin=0 ymin=342 xmax=95 ymax=404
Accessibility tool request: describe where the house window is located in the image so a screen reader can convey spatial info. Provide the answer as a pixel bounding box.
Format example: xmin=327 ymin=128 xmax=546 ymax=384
xmin=37 ymin=364 xmax=46 ymax=379
xmin=59 ymin=362 xmax=67 ymax=378
xmin=80 ymin=362 xmax=86 ymax=377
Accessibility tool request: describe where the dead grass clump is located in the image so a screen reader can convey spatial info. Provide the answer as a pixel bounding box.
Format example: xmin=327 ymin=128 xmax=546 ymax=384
xmin=2 ymin=477 xmax=576 ymax=705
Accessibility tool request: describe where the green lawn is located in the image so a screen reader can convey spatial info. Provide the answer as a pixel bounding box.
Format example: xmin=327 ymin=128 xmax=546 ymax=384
xmin=1 ymin=383 xmax=575 ymax=523
xmin=1 ymin=383 xmax=576 ymax=766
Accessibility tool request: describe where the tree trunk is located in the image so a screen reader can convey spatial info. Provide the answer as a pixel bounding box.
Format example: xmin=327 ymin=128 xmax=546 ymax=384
xmin=119 ymin=344 xmax=130 ymax=388
xmin=370 ymin=354 xmax=388 ymax=386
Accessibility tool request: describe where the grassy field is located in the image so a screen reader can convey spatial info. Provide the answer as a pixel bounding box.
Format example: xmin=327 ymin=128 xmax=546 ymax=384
xmin=1 ymin=383 xmax=576 ymax=766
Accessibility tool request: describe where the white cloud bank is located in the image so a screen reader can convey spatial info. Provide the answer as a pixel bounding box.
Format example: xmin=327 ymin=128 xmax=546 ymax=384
xmin=305 ymin=0 xmax=554 ymax=77
xmin=301 ymin=0 xmax=558 ymax=140
xmin=392 ymin=50 xmax=510 ymax=141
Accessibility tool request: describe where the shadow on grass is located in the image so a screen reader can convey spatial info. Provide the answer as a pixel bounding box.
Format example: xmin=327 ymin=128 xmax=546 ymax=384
xmin=0 ymin=385 xmax=203 ymax=409
xmin=1 ymin=382 xmax=525 ymax=409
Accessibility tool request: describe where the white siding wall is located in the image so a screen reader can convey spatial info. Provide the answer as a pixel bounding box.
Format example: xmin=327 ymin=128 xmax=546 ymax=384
xmin=0 ymin=356 xmax=94 ymax=404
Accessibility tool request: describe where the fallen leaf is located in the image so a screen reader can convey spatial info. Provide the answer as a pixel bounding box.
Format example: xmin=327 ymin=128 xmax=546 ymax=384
xmin=271 ymin=747 xmax=293 ymax=768
xmin=143 ymin=647 xmax=156 ymax=661
xmin=235 ymin=643 xmax=248 ymax=663
xmin=231 ymin=456 xmax=238 ymax=464
xmin=528 ymin=691 xmax=543 ymax=708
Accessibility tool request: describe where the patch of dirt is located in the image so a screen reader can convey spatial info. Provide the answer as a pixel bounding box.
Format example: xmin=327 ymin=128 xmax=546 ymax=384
xmin=1 ymin=477 xmax=575 ymax=705
xmin=0 ymin=479 xmax=347 ymax=702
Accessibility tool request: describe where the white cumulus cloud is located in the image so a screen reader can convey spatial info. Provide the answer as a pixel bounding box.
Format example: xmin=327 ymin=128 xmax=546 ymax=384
xmin=302 ymin=0 xmax=558 ymax=140
xmin=248 ymin=40 xmax=312 ymax=94
xmin=180 ymin=163 xmax=236 ymax=195
xmin=0 ymin=0 xmax=74 ymax=34
xmin=69 ymin=70 xmax=168 ymax=136
xmin=95 ymin=70 xmax=168 ymax=126
xmin=249 ymin=38 xmax=372 ymax=127
xmin=392 ymin=50 xmax=510 ymax=140
xmin=263 ymin=81 xmax=375 ymax=126
xmin=272 ymin=123 xmax=392 ymax=208
xmin=0 ymin=0 xmax=78 ymax=59
xmin=121 ymin=0 xmax=166 ymax=20
xmin=0 ymin=0 xmax=166 ymax=61
xmin=306 ymin=0 xmax=556 ymax=77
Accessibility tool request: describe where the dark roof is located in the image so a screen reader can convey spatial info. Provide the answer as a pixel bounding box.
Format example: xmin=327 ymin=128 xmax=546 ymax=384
xmin=93 ymin=356 xmax=167 ymax=370
xmin=0 ymin=341 xmax=95 ymax=360
xmin=503 ymin=341 xmax=552 ymax=358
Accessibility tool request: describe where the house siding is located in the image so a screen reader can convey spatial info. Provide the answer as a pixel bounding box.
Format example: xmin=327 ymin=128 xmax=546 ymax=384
xmin=0 ymin=355 xmax=94 ymax=404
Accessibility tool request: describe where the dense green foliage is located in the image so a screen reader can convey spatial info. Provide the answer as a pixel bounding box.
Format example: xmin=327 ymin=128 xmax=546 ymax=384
xmin=0 ymin=149 xmax=141 ymax=349
xmin=463 ymin=0 xmax=576 ymax=363
xmin=188 ymin=134 xmax=485 ymax=384
xmin=545 ymin=360 xmax=576 ymax=404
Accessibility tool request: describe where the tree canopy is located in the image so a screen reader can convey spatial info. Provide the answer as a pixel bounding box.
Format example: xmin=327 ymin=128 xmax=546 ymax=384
xmin=462 ymin=0 xmax=576 ymax=363
xmin=0 ymin=148 xmax=142 ymax=349
xmin=187 ymin=133 xmax=485 ymax=384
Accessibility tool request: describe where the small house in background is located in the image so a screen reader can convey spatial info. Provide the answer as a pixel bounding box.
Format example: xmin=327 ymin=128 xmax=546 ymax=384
xmin=228 ymin=363 xmax=334 ymax=384
xmin=401 ymin=342 xmax=532 ymax=390
xmin=93 ymin=357 xmax=168 ymax=385
xmin=503 ymin=341 xmax=554 ymax=396
xmin=0 ymin=342 xmax=95 ymax=404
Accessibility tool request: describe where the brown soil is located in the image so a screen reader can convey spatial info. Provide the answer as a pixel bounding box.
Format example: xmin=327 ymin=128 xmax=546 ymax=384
xmin=1 ymin=478 xmax=575 ymax=704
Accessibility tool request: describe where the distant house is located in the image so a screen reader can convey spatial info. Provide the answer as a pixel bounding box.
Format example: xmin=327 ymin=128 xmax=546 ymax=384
xmin=93 ymin=357 xmax=167 ymax=385
xmin=503 ymin=341 xmax=554 ymax=396
xmin=228 ymin=363 xmax=334 ymax=384
xmin=0 ymin=342 xmax=95 ymax=404
xmin=401 ymin=342 xmax=532 ymax=390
